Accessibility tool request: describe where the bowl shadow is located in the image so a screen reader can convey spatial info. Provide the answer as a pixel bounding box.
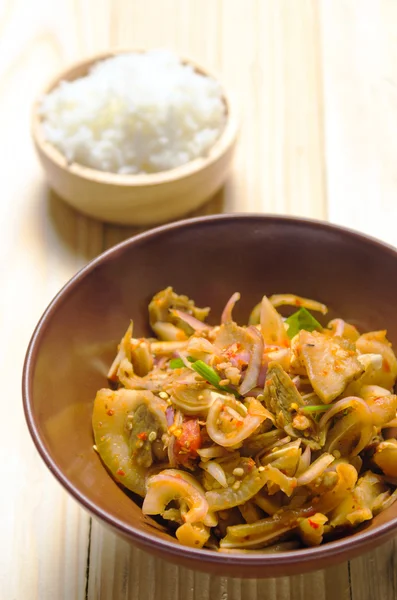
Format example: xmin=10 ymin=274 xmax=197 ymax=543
xmin=47 ymin=185 xmax=226 ymax=256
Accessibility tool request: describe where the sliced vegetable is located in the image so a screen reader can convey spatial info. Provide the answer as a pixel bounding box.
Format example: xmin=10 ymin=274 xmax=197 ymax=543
xmin=152 ymin=322 xmax=188 ymax=341
xmin=298 ymin=330 xmax=363 ymax=403
xmin=329 ymin=471 xmax=388 ymax=528
xmin=169 ymin=309 xmax=210 ymax=332
xmin=264 ymin=347 xmax=291 ymax=373
xmin=197 ymin=445 xmax=232 ymax=461
xmin=186 ymin=337 xmax=217 ymax=361
xmin=373 ymin=439 xmax=397 ymax=477
xmin=175 ymin=522 xmax=210 ymax=548
xmin=356 ymin=330 xmax=397 ymax=389
xmin=296 ymin=453 xmax=335 ymax=486
xmin=217 ymin=541 xmax=302 ymax=554
xmin=366 ymin=392 xmax=397 ymax=427
xmin=149 ymin=287 xmax=209 ymax=339
xmin=150 ymin=340 xmax=188 ymax=356
xmin=260 ymin=295 xmax=290 ymax=346
xmin=263 ymin=362 xmax=319 ymax=446
xmin=311 ymin=463 xmax=358 ymax=514
xmin=328 ymin=319 xmax=359 ymax=342
xmin=295 ymin=445 xmax=311 ymax=477
xmin=238 ymin=501 xmax=264 ymax=524
xmin=356 ymin=331 xmax=397 ymax=391
xmin=239 ymin=327 xmax=264 ymax=395
xmin=260 ymin=440 xmax=302 ymax=477
xmin=252 ymin=490 xmax=281 ymax=516
xmin=206 ymin=464 xmax=296 ymax=512
xmin=170 ymin=384 xmax=218 ymax=416
xmin=270 ymin=294 xmax=328 ymax=315
xmin=199 ymin=460 xmax=228 ymax=488
xmin=206 ymin=396 xmax=272 ymax=447
xmin=264 ymin=362 xmax=304 ymax=415
xmin=240 ymin=429 xmax=286 ymax=457
xmin=318 ymin=396 xmax=373 ymax=457
xmin=143 ymin=469 xmax=209 ymax=524
xmin=297 ymin=513 xmax=328 ymax=546
xmin=130 ymin=339 xmax=153 ymax=376
xmin=107 ymin=322 xmax=133 ymax=381
xmin=220 ymin=505 xmax=314 ymax=549
xmin=92 ymin=388 xmax=168 ymax=496
xmin=221 ymin=292 xmax=241 ymax=324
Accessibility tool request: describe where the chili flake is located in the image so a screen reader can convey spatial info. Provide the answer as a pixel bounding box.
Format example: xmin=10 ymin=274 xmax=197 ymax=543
xmin=308 ymin=519 xmax=320 ymax=529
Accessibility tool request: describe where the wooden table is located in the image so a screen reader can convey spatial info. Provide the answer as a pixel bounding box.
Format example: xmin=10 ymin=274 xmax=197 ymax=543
xmin=3 ymin=1 xmax=397 ymax=598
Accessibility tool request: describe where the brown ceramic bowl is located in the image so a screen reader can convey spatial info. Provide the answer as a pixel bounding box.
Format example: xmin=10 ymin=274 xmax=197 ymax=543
xmin=23 ymin=214 xmax=397 ymax=578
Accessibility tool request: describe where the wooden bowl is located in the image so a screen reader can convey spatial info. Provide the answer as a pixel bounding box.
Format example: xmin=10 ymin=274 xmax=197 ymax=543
xmin=31 ymin=51 xmax=238 ymax=225
xmin=22 ymin=215 xmax=397 ymax=577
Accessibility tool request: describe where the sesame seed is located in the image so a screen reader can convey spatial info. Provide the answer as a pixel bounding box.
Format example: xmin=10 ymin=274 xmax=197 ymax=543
xmin=258 ymin=466 xmax=265 ymax=472
xmin=148 ymin=431 xmax=157 ymax=442
xmin=232 ymin=481 xmax=241 ymax=490
xmin=159 ymin=392 xmax=169 ymax=400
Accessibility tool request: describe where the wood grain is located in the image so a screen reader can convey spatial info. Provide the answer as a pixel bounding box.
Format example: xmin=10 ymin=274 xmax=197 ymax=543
xmin=1 ymin=0 xmax=397 ymax=599
xmin=321 ymin=0 xmax=397 ymax=247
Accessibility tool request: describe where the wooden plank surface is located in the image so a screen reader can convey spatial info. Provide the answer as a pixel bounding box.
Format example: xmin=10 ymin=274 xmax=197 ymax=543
xmin=1 ymin=1 xmax=396 ymax=598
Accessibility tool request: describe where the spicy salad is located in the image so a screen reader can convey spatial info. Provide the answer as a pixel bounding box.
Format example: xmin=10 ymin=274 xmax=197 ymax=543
xmin=92 ymin=288 xmax=397 ymax=551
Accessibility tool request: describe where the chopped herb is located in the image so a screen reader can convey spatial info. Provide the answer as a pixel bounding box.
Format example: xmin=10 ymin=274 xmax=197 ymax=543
xmin=300 ymin=404 xmax=330 ymax=414
xmin=285 ymin=307 xmax=323 ymax=339
xmin=169 ymin=356 xmax=196 ymax=369
xmin=169 ymin=358 xmax=185 ymax=369
xmin=191 ymin=360 xmax=240 ymax=397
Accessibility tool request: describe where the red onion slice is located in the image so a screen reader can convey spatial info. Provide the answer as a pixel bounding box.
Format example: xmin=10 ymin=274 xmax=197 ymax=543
xmin=318 ymin=396 xmax=372 ymax=430
xmin=166 ymin=406 xmax=175 ymax=426
xmin=296 ymin=453 xmax=335 ymax=486
xmin=221 ymin=292 xmax=241 ymax=324
xmin=239 ymin=326 xmax=264 ymax=395
xmin=170 ymin=309 xmax=210 ymax=332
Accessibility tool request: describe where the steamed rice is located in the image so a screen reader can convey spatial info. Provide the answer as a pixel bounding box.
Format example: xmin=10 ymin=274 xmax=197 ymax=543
xmin=39 ymin=50 xmax=226 ymax=175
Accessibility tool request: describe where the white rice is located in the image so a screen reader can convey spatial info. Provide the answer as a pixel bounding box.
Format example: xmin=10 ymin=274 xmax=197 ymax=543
xmin=39 ymin=50 xmax=226 ymax=175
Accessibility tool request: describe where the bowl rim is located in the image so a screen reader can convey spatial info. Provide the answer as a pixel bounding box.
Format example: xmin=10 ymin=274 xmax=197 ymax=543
xmin=31 ymin=48 xmax=239 ymax=188
xmin=22 ymin=213 xmax=397 ymax=569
